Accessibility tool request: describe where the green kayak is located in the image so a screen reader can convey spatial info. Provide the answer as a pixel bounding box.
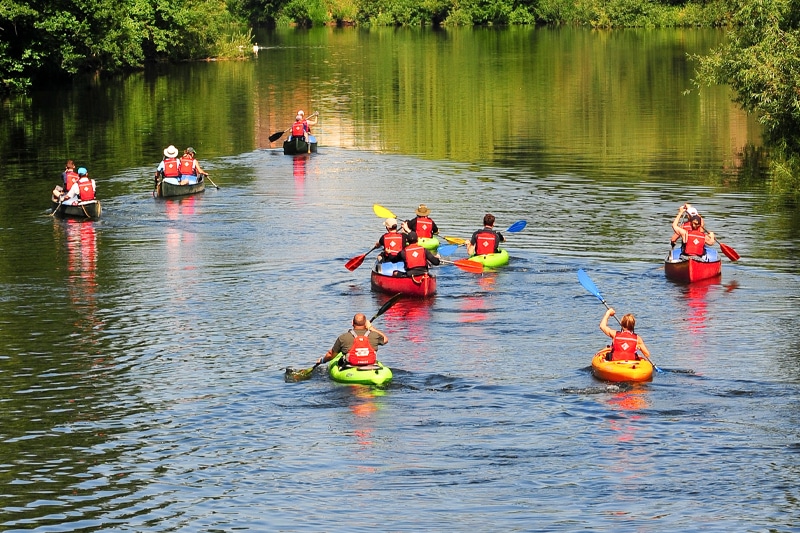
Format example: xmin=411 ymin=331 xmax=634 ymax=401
xmin=418 ymin=236 xmax=440 ymax=251
xmin=328 ymin=353 xmax=393 ymax=386
xmin=468 ymin=248 xmax=509 ymax=268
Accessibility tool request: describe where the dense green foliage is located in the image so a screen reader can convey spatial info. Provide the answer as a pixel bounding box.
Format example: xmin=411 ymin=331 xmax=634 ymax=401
xmin=694 ymin=0 xmax=800 ymax=190
xmin=0 ymin=0 xmax=252 ymax=95
xmin=235 ymin=0 xmax=731 ymax=27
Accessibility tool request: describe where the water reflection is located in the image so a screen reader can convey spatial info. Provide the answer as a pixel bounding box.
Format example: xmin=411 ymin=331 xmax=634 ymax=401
xmin=383 ymin=298 xmax=433 ymax=347
xmin=459 ymin=272 xmax=497 ymax=323
xmin=59 ymin=219 xmax=101 ymax=343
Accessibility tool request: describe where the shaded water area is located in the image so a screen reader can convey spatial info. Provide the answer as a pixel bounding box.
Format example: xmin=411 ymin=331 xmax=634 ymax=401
xmin=1 ymin=27 xmax=799 ymax=531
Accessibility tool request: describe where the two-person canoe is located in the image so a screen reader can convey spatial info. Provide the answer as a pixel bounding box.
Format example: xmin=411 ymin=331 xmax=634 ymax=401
xmin=665 ymin=248 xmax=721 ymax=283
xmin=370 ymin=269 xmax=436 ymax=298
xmin=51 ymin=199 xmax=102 ymax=219
xmin=468 ymin=248 xmax=509 ymax=268
xmin=156 ymin=176 xmax=205 ymax=198
xmin=591 ymin=347 xmax=654 ymax=383
xmin=328 ymin=353 xmax=393 ymax=386
xmin=283 ymin=135 xmax=317 ymax=155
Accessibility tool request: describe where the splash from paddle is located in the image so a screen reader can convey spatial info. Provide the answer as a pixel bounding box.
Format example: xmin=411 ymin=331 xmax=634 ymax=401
xmin=577 ymin=269 xmax=663 ymax=373
xmin=284 ymin=293 xmax=403 ymax=382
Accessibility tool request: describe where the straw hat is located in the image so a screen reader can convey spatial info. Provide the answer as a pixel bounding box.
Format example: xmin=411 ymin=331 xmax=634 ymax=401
xmin=415 ymin=204 xmax=431 ymax=216
xmin=164 ymin=145 xmax=179 ymax=158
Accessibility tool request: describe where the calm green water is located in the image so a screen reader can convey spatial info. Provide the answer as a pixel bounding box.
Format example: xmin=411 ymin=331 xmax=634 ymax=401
xmin=1 ymin=27 xmax=798 ymax=532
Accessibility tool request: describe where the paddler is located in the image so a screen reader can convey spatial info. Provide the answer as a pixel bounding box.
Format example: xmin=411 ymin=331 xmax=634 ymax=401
xmin=402 ymin=203 xmax=439 ymax=240
xmin=467 ymin=213 xmax=505 ymax=257
xmin=599 ymin=308 xmax=651 ymax=362
xmin=317 ymin=313 xmax=389 ymax=369
xmin=672 ymin=204 xmax=716 ymax=260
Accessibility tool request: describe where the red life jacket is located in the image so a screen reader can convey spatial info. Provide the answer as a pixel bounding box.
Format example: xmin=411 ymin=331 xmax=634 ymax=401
xmin=291 ymin=122 xmax=306 ymax=137
xmin=683 ymin=229 xmax=706 ymax=256
xmin=404 ymin=244 xmax=428 ymax=269
xmin=611 ymin=331 xmax=639 ymax=361
xmin=65 ymin=170 xmax=80 ymax=189
xmin=347 ymin=330 xmax=377 ymax=366
xmin=179 ymin=155 xmax=195 ymax=175
xmin=78 ymin=178 xmax=95 ymax=201
xmin=475 ymin=231 xmax=499 ymax=255
xmin=162 ymin=157 xmax=180 ymax=177
xmin=383 ymin=233 xmax=404 ymax=255
xmin=415 ymin=216 xmax=434 ymax=238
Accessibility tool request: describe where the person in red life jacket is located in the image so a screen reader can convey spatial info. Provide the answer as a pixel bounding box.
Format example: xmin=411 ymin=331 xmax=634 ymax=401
xmin=672 ymin=204 xmax=715 ymax=260
xmin=178 ymin=147 xmax=208 ymax=185
xmin=155 ymin=145 xmax=181 ymax=184
xmin=297 ymin=109 xmax=317 ymax=131
xmin=316 ymin=313 xmax=389 ymax=369
xmin=670 ymin=203 xmax=705 ymax=248
xmin=398 ymin=231 xmax=441 ymax=277
xmin=599 ymin=308 xmax=651 ymax=362
xmin=62 ymin=160 xmax=80 ymax=190
xmin=467 ymin=213 xmax=505 ymax=257
xmin=290 ymin=113 xmax=309 ymax=142
xmin=62 ymin=167 xmax=96 ymax=204
xmin=376 ymin=217 xmax=407 ymax=264
xmin=403 ymin=204 xmax=439 ymax=239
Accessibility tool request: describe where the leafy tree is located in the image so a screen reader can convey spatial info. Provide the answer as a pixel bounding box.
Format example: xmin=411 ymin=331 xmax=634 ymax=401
xmin=695 ymin=0 xmax=800 ymax=155
xmin=0 ymin=0 xmax=250 ymax=95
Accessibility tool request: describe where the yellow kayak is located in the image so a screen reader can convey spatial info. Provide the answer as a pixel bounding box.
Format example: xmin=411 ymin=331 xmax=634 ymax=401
xmin=591 ymin=347 xmax=653 ymax=383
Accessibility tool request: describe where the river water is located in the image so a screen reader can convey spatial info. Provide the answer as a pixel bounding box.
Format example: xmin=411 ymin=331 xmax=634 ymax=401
xmin=1 ymin=27 xmax=799 ymax=532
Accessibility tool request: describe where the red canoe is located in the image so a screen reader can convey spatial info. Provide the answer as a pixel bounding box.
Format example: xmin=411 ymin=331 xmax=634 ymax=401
xmin=370 ymin=270 xmax=436 ymax=298
xmin=664 ymin=257 xmax=721 ymax=283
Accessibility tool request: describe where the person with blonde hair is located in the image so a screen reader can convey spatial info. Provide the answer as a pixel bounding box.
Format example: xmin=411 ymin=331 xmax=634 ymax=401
xmin=599 ymin=308 xmax=651 ymax=362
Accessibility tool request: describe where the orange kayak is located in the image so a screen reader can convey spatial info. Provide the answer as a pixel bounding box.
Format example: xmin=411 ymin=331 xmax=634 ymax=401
xmin=591 ymin=347 xmax=654 ymax=383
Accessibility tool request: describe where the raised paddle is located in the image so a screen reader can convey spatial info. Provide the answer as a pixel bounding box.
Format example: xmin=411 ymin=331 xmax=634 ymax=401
xmin=345 ymin=245 xmax=380 ymax=271
xmin=444 ymin=220 xmax=527 ymax=246
xmin=285 ymin=293 xmax=403 ymax=382
xmin=577 ymin=269 xmax=663 ymax=373
xmin=373 ymin=204 xmax=396 ymax=219
xmin=269 ymin=112 xmax=319 ymax=143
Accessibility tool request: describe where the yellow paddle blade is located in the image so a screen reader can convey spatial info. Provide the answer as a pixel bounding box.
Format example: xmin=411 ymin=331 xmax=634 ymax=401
xmin=444 ymin=236 xmax=467 ymax=245
xmin=373 ymin=204 xmax=396 ymax=219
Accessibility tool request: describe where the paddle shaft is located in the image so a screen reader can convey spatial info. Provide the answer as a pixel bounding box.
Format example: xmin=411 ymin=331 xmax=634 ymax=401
xmin=205 ymin=175 xmax=220 ymax=189
xmin=577 ymin=269 xmax=662 ymax=373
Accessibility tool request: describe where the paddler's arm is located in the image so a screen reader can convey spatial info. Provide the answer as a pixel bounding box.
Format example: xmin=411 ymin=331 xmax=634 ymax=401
xmin=317 ymin=350 xmax=334 ymax=365
xmin=599 ymin=308 xmax=616 ymax=338
xmin=672 ymin=206 xmax=688 ymax=241
xmin=365 ymin=320 xmax=388 ymax=344
xmin=637 ymin=337 xmax=651 ymax=359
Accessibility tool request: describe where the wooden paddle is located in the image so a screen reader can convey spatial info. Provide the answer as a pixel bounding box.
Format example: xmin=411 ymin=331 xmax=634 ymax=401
xmin=285 ymin=293 xmax=403 ymax=382
xmin=345 ymin=245 xmax=380 ymax=271
xmin=577 ymin=269 xmax=663 ymax=373
xmin=444 ymin=220 xmax=527 ymax=247
xmin=204 ymin=174 xmax=220 ymax=189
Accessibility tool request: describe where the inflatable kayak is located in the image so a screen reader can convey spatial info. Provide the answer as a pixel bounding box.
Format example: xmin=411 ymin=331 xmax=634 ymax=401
xmin=591 ymin=347 xmax=654 ymax=383
xmin=468 ymin=248 xmax=509 ymax=268
xmin=418 ymin=236 xmax=440 ymax=251
xmin=328 ymin=353 xmax=393 ymax=386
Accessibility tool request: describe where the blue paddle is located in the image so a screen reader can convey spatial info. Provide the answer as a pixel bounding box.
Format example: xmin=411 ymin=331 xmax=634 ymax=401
xmin=437 ymin=244 xmax=458 ymax=256
xmin=577 ymin=269 xmax=663 ymax=373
